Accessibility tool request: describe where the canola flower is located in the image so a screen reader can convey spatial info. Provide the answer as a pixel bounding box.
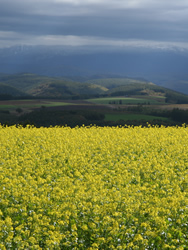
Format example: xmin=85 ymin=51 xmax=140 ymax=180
xmin=0 ymin=124 xmax=187 ymax=249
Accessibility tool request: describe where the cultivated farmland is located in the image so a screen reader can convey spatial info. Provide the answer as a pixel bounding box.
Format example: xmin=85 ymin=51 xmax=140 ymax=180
xmin=0 ymin=125 xmax=187 ymax=249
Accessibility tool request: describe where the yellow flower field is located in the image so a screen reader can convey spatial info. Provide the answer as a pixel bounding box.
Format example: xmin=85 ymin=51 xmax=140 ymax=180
xmin=0 ymin=125 xmax=187 ymax=249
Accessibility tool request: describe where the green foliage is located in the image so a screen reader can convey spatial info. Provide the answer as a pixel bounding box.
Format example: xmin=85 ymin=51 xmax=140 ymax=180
xmin=18 ymin=109 xmax=106 ymax=127
xmin=104 ymin=113 xmax=171 ymax=122
xmin=165 ymin=92 xmax=188 ymax=104
xmin=15 ymin=108 xmax=23 ymax=114
xmin=0 ymin=110 xmax=16 ymax=124
xmin=170 ymin=108 xmax=188 ymax=123
xmin=0 ymin=94 xmax=13 ymax=100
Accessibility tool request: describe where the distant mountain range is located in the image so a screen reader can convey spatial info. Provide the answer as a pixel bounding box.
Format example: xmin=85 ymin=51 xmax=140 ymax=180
xmin=0 ymin=45 xmax=188 ymax=94
xmin=1 ymin=73 xmax=188 ymax=105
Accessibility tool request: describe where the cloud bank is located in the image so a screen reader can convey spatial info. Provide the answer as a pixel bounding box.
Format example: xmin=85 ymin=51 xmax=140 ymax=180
xmin=0 ymin=0 xmax=188 ymax=51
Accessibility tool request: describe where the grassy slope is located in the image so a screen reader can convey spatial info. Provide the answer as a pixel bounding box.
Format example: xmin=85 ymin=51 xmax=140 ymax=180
xmin=85 ymin=78 xmax=153 ymax=89
xmin=0 ymin=73 xmax=108 ymax=97
xmin=28 ymin=81 xmax=108 ymax=97
xmin=0 ymin=74 xmax=49 ymax=91
xmin=86 ymin=77 xmax=188 ymax=101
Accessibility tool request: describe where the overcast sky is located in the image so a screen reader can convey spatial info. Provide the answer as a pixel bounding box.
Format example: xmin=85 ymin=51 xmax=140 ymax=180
xmin=1 ymin=0 xmax=188 ymax=51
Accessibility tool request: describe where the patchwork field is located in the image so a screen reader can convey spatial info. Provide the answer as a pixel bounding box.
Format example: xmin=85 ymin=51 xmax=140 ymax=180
xmin=0 ymin=125 xmax=187 ymax=249
xmin=1 ymin=97 xmax=188 ymax=127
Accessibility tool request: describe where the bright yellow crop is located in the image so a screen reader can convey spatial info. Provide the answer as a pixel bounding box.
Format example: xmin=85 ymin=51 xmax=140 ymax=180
xmin=0 ymin=125 xmax=187 ymax=249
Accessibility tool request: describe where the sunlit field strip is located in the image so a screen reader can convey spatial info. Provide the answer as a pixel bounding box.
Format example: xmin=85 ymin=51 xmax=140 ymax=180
xmin=0 ymin=125 xmax=187 ymax=249
xmin=88 ymin=97 xmax=162 ymax=105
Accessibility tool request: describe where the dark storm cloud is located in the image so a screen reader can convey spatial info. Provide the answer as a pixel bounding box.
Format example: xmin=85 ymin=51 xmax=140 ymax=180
xmin=0 ymin=0 xmax=188 ymax=50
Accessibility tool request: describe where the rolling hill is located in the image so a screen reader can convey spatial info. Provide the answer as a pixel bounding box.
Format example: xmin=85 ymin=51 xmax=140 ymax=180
xmin=84 ymin=77 xmax=188 ymax=103
xmin=0 ymin=73 xmax=188 ymax=104
xmin=0 ymin=73 xmax=108 ymax=99
xmin=85 ymin=78 xmax=152 ymax=89
xmin=1 ymin=45 xmax=188 ymax=95
xmin=0 ymin=82 xmax=26 ymax=98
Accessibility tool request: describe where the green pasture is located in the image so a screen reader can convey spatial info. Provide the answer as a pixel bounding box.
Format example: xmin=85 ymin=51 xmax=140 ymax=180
xmin=88 ymin=97 xmax=163 ymax=105
xmin=41 ymin=101 xmax=74 ymax=107
xmin=105 ymin=113 xmax=170 ymax=122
